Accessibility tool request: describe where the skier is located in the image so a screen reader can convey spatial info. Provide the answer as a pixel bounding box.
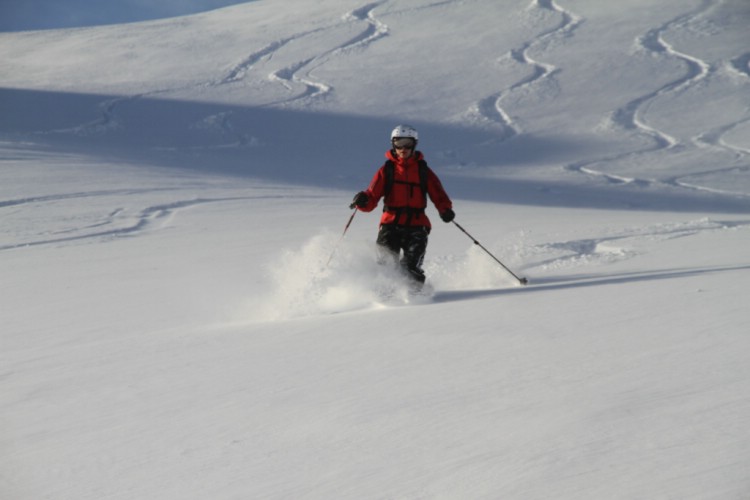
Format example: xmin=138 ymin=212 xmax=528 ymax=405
xmin=351 ymin=124 xmax=455 ymax=287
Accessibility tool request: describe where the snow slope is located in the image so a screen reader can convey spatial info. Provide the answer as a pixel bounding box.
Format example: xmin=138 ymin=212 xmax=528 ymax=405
xmin=1 ymin=1 xmax=749 ymax=498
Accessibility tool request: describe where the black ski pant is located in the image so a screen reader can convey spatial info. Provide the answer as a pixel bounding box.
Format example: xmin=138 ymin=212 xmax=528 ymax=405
xmin=376 ymin=224 xmax=429 ymax=283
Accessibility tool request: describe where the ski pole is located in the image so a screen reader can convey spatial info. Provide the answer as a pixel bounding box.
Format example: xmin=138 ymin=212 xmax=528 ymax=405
xmin=326 ymin=208 xmax=358 ymax=267
xmin=452 ymin=220 xmax=528 ymax=285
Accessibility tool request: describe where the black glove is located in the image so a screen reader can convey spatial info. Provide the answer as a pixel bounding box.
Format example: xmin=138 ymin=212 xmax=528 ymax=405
xmin=350 ymin=191 xmax=368 ymax=209
xmin=440 ymin=208 xmax=455 ymax=223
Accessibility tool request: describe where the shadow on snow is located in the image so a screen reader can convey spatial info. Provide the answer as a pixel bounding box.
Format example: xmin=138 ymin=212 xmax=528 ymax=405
xmin=1 ymin=87 xmax=748 ymax=213
xmin=432 ymin=264 xmax=750 ymax=303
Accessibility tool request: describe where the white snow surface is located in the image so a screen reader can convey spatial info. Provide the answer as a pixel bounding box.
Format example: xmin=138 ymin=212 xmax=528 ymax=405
xmin=2 ymin=1 xmax=750 ymax=498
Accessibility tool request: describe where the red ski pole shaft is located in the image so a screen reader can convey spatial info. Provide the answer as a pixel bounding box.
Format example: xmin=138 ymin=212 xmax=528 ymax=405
xmin=326 ymin=208 xmax=357 ymax=267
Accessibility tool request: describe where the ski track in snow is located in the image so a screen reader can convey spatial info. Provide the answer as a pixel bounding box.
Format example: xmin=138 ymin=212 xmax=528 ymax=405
xmin=218 ymin=35 xmax=321 ymax=86
xmin=32 ymin=3 xmax=393 ymax=145
xmin=264 ymin=1 xmax=389 ymax=107
xmin=470 ymin=0 xmax=583 ymax=139
xmin=36 ymin=96 xmax=136 ymax=137
xmin=0 ymin=193 xmax=288 ymax=251
xmin=341 ymin=2 xmax=390 ymax=52
xmin=521 ymin=217 xmax=750 ymax=273
xmin=16 ymin=0 xmax=749 ymax=197
xmin=729 ymin=52 xmax=750 ymax=79
xmin=565 ymin=0 xmax=750 ymax=196
xmin=0 ymin=188 xmax=177 ymax=209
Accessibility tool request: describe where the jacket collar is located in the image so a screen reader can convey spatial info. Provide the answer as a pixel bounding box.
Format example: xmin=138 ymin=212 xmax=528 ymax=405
xmin=386 ymin=149 xmax=423 ymax=165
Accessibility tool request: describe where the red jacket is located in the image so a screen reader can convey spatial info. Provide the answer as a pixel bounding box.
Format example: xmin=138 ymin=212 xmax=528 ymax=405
xmin=358 ymin=150 xmax=453 ymax=229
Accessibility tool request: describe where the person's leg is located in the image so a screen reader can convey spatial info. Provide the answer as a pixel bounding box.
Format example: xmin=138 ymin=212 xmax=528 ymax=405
xmin=375 ymin=224 xmax=401 ymax=266
xmin=402 ymin=227 xmax=429 ymax=283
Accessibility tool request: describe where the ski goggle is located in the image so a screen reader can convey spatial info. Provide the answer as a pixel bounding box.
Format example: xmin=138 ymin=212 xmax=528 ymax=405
xmin=393 ymin=138 xmax=416 ymax=149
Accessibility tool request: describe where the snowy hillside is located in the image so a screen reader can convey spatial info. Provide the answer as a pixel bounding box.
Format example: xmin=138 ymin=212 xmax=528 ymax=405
xmin=1 ymin=1 xmax=749 ymax=498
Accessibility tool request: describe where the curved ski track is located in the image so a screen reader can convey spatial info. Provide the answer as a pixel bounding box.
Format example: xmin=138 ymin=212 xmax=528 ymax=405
xmin=36 ymin=2 xmax=393 ymax=144
xmin=564 ymin=0 xmax=750 ymax=197
xmin=264 ymin=1 xmax=390 ymax=108
xmin=21 ymin=0 xmax=749 ymax=199
xmin=0 ymin=193 xmax=290 ymax=251
xmin=522 ymin=217 xmax=750 ymax=272
xmin=471 ymin=0 xmax=583 ymax=139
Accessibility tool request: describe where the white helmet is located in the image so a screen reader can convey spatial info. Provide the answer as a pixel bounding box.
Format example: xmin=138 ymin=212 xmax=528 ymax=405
xmin=390 ymin=124 xmax=418 ymax=142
